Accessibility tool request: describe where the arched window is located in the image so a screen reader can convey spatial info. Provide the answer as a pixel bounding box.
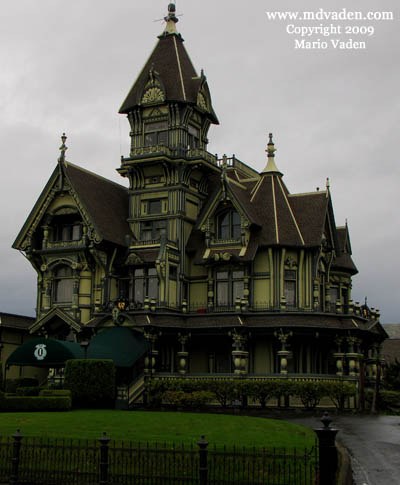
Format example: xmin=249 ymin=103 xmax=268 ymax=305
xmin=217 ymin=210 xmax=241 ymax=240
xmin=53 ymin=265 xmax=73 ymax=303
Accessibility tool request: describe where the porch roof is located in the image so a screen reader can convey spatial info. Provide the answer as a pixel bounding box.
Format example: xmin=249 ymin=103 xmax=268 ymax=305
xmin=6 ymin=338 xmax=84 ymax=368
xmin=87 ymin=326 xmax=149 ymax=367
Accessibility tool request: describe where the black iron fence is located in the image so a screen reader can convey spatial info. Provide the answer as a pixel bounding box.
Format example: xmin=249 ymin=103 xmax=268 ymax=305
xmin=0 ymin=431 xmax=318 ymax=485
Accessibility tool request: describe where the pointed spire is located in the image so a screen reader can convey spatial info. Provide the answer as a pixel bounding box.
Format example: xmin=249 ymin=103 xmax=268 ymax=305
xmin=58 ymin=133 xmax=68 ymax=166
xmin=163 ymin=3 xmax=179 ymax=35
xmin=261 ymin=133 xmax=282 ymax=175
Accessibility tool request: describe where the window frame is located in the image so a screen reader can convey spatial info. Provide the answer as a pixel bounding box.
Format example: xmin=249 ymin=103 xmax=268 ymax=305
xmin=216 ymin=210 xmax=241 ymax=240
xmin=215 ymin=268 xmax=244 ymax=307
xmin=53 ymin=265 xmax=74 ymax=304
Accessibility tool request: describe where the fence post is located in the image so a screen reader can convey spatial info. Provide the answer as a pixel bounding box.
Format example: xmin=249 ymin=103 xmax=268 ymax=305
xmin=98 ymin=432 xmax=111 ymax=485
xmin=313 ymin=412 xmax=339 ymax=485
xmin=9 ymin=429 xmax=23 ymax=485
xmin=197 ymin=435 xmax=209 ymax=485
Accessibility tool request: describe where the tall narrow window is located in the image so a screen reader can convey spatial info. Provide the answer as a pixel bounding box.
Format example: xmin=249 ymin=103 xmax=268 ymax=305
xmin=217 ymin=210 xmax=241 ymax=240
xmin=330 ymin=287 xmax=339 ymax=312
xmin=215 ymin=269 xmax=244 ymax=307
xmin=133 ymin=267 xmax=159 ymax=304
xmin=53 ymin=265 xmax=73 ymax=303
xmin=284 ymin=270 xmax=296 ymax=308
xmin=188 ymin=125 xmax=200 ymax=148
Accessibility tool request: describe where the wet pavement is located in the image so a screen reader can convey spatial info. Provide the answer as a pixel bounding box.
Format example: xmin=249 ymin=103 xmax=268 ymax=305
xmin=287 ymin=414 xmax=400 ymax=485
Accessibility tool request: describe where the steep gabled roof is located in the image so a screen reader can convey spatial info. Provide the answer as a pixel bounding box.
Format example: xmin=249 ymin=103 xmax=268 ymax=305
xmin=13 ymin=162 xmax=129 ymax=250
xmin=64 ymin=163 xmax=129 ymax=247
xmin=289 ymin=191 xmax=329 ymax=246
xmin=250 ymin=173 xmax=305 ymax=247
xmin=332 ymin=225 xmax=358 ymax=274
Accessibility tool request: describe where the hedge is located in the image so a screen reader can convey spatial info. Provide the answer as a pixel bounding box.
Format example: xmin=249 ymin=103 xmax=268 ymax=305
xmin=145 ymin=377 xmax=357 ymax=410
xmin=64 ymin=359 xmax=116 ymax=408
xmin=39 ymin=389 xmax=72 ymax=397
xmin=5 ymin=378 xmax=39 ymax=393
xmin=0 ymin=395 xmax=71 ymax=411
xmin=15 ymin=386 xmax=41 ymax=396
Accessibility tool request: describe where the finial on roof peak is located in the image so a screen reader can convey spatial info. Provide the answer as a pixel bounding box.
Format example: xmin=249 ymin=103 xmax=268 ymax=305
xmin=261 ymin=132 xmax=282 ymax=175
xmin=267 ymin=133 xmax=276 ymax=158
xmin=58 ymin=133 xmax=68 ymax=165
xmin=163 ymin=3 xmax=179 ymax=34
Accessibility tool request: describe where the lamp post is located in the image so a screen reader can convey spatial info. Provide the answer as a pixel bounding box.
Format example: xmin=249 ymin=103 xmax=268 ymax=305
xmin=80 ymin=340 xmax=90 ymax=359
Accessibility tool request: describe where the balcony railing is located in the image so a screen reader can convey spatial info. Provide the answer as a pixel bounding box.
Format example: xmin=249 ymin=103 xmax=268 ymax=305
xmin=115 ymin=300 xmax=373 ymax=318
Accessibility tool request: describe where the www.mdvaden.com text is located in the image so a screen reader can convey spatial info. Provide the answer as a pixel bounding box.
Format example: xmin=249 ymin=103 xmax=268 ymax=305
xmin=265 ymin=8 xmax=395 ymax=50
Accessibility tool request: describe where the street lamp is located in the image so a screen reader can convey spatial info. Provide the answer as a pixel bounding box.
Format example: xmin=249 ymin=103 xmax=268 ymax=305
xmin=80 ymin=340 xmax=90 ymax=359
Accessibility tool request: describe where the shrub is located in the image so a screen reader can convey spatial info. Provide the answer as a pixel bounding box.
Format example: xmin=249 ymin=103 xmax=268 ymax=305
xmin=146 ymin=379 xmax=169 ymax=407
xmin=5 ymin=378 xmax=39 ymax=393
xmin=0 ymin=396 xmax=71 ymax=411
xmin=0 ymin=361 xmax=3 ymax=390
xmin=15 ymin=386 xmax=41 ymax=396
xmin=163 ymin=389 xmax=215 ymax=408
xmin=378 ymin=390 xmax=400 ymax=412
xmin=203 ymin=379 xmax=237 ymax=407
xmin=64 ymin=359 xmax=116 ymax=408
xmin=39 ymin=389 xmax=72 ymax=397
xmin=325 ymin=381 xmax=356 ymax=410
xmin=384 ymin=359 xmax=400 ymax=390
xmin=244 ymin=380 xmax=276 ymax=408
xmin=294 ymin=381 xmax=327 ymax=410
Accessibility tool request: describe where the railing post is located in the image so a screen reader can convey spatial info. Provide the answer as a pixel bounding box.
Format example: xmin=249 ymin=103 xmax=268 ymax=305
xmin=98 ymin=432 xmax=111 ymax=485
xmin=313 ymin=412 xmax=339 ymax=485
xmin=9 ymin=429 xmax=22 ymax=485
xmin=197 ymin=435 xmax=209 ymax=485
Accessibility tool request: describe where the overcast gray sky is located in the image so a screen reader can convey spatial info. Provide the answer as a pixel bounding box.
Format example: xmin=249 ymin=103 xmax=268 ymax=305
xmin=1 ymin=0 xmax=399 ymax=322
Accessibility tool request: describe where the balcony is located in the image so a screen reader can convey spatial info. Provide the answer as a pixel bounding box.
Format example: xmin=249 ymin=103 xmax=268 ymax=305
xmin=114 ymin=300 xmax=375 ymax=319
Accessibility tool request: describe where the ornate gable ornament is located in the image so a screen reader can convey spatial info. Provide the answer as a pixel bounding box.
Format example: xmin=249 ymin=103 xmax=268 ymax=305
xmin=15 ymin=134 xmax=103 ymax=252
xmin=141 ymin=67 xmax=166 ymax=105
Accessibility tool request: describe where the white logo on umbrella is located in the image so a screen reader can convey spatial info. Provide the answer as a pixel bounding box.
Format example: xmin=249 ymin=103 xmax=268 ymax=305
xmin=34 ymin=344 xmax=47 ymax=361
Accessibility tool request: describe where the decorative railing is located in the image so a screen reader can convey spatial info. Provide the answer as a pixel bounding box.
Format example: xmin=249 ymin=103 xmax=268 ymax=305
xmin=125 ymin=146 xmax=218 ymax=165
xmin=113 ymin=299 xmax=378 ymax=320
xmin=0 ymin=432 xmax=317 ymax=485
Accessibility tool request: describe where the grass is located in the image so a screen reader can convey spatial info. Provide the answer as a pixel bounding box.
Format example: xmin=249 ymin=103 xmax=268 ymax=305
xmin=0 ymin=410 xmax=315 ymax=449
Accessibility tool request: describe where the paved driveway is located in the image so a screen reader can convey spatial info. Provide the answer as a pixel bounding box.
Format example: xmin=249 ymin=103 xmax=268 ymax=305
xmin=288 ymin=414 xmax=400 ymax=485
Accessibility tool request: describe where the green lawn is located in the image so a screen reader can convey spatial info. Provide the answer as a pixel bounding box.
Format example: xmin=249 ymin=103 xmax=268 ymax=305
xmin=0 ymin=410 xmax=314 ymax=449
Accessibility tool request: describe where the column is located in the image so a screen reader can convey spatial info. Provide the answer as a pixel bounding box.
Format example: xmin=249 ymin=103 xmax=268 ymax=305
xmin=274 ymin=329 xmax=293 ymax=375
xmin=177 ymin=333 xmax=190 ymax=375
xmin=231 ymin=331 xmax=248 ymax=375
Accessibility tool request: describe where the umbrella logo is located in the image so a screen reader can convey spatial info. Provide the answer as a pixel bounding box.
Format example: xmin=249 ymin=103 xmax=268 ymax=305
xmin=34 ymin=344 xmax=47 ymax=361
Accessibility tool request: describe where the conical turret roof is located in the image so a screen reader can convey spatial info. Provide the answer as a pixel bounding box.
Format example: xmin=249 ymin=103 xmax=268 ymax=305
xmin=119 ymin=4 xmax=218 ymax=123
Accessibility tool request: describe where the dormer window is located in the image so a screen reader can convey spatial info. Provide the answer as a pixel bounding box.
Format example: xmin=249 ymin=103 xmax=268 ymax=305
xmin=51 ymin=214 xmax=82 ymax=242
xmin=144 ymin=121 xmax=168 ymax=147
xmin=217 ymin=210 xmax=241 ymax=240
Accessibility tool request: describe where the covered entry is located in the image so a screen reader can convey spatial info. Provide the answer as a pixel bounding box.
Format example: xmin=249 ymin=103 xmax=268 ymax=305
xmin=87 ymin=327 xmax=149 ymax=367
xmin=6 ymin=338 xmax=84 ymax=368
